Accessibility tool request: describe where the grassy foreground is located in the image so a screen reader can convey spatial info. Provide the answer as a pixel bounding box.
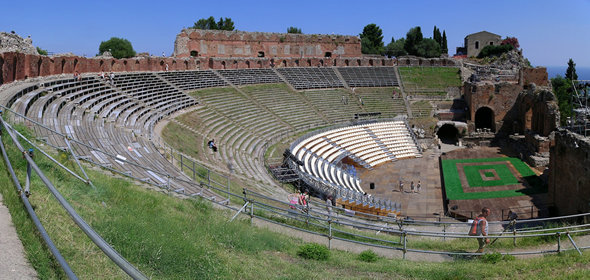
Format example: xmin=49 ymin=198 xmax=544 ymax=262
xmin=1 ymin=128 xmax=590 ymax=279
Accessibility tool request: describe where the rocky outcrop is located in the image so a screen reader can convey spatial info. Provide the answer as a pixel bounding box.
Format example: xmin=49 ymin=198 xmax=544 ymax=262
xmin=0 ymin=32 xmax=38 ymax=55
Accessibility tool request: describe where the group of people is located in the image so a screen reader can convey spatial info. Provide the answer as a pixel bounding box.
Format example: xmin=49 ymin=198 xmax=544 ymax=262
xmin=98 ymin=71 xmax=116 ymax=84
xmin=397 ymin=180 xmax=421 ymax=194
xmin=75 ymin=70 xmax=116 ymax=84
xmin=289 ymin=189 xmax=335 ymax=218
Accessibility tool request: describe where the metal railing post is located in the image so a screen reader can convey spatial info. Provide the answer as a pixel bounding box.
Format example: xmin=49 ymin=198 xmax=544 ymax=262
xmin=566 ymin=232 xmax=582 ymax=256
xmin=227 ymin=176 xmax=231 ymax=204
xmin=328 ymin=217 xmax=332 ymax=249
xmin=250 ymin=200 xmax=254 ymax=226
xmin=402 ymin=231 xmax=407 ymax=260
xmin=557 ymin=232 xmax=561 ymax=253
xmin=192 ymin=161 xmax=195 ymax=180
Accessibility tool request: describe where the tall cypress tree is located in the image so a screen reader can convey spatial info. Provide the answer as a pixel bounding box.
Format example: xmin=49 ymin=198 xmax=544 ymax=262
xmin=566 ymin=59 xmax=578 ymax=81
xmin=441 ymin=30 xmax=448 ymax=54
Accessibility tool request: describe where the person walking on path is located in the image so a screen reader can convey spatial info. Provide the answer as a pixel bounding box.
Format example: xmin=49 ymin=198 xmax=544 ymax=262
xmin=469 ymin=207 xmax=491 ymax=254
xmin=410 ymin=182 xmax=415 ymax=193
xmin=399 ymin=180 xmax=404 ymax=193
xmin=417 ymin=181 xmax=422 ymax=194
xmin=326 ymin=195 xmax=334 ymax=217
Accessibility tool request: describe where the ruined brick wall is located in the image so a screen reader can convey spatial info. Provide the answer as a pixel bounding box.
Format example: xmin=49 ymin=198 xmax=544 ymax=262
xmin=0 ymin=51 xmax=397 ymax=84
xmin=464 ymin=82 xmax=522 ymax=133
xmin=463 ymin=67 xmax=554 ymax=136
xmin=522 ymin=67 xmax=549 ymax=87
xmin=0 ymin=52 xmax=207 ymax=84
xmin=517 ymin=86 xmax=559 ymax=136
xmin=548 ymin=129 xmax=590 ymax=215
xmin=173 ymin=29 xmax=362 ymax=58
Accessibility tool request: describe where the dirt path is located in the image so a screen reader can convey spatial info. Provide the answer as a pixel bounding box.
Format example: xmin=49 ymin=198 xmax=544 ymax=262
xmin=0 ymin=193 xmax=37 ymax=279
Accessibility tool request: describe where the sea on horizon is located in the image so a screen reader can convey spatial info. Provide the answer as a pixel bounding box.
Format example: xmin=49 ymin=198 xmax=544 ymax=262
xmin=546 ymin=66 xmax=590 ymax=81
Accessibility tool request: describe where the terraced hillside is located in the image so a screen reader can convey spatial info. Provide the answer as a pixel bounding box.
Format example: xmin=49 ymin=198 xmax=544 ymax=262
xmin=301 ymin=89 xmax=362 ymax=123
xmin=185 ymin=86 xmax=290 ymax=189
xmin=353 ymin=87 xmax=407 ymax=117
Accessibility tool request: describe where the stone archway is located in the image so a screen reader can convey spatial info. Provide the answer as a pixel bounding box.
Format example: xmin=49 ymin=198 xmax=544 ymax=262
xmin=475 ymin=107 xmax=495 ymax=132
xmin=245 ymin=61 xmax=250 ymax=68
xmin=436 ymin=124 xmax=460 ymax=144
xmin=221 ymin=61 xmax=226 ymax=69
xmin=37 ymin=57 xmax=42 ymax=78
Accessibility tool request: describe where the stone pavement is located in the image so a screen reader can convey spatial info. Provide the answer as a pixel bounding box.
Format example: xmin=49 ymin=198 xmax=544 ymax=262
xmin=0 ymin=193 xmax=37 ymax=279
xmin=360 ymin=148 xmax=446 ymax=220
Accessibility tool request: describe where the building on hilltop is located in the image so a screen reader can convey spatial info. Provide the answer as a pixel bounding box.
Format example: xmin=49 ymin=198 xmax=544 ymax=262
xmin=173 ymin=28 xmax=362 ymax=59
xmin=455 ymin=31 xmax=501 ymax=58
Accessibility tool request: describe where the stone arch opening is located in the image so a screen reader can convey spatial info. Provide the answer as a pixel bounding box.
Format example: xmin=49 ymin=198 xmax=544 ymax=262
xmin=258 ymin=51 xmax=265 ymax=57
xmin=381 ymin=60 xmax=385 ymax=66
xmin=333 ymin=60 xmax=337 ymax=66
xmin=74 ymin=59 xmax=79 ymax=72
xmin=307 ymin=59 xmax=311 ymax=67
xmin=184 ymin=60 xmax=189 ymax=70
xmin=196 ymin=60 xmax=201 ymax=68
xmin=190 ymin=50 xmax=198 ymax=57
xmin=294 ymin=59 xmax=299 ymax=67
xmin=325 ymin=52 xmax=332 ymax=58
xmin=282 ymin=60 xmax=287 ymax=67
xmin=233 ymin=60 xmax=238 ymax=69
xmin=245 ymin=61 xmax=250 ymax=68
xmin=0 ymin=56 xmax=4 ymax=85
xmin=208 ymin=59 xmax=214 ymax=69
xmin=437 ymin=124 xmax=460 ymax=144
xmin=524 ymin=107 xmax=533 ymax=132
xmin=475 ymin=107 xmax=495 ymax=132
xmin=12 ymin=56 xmax=18 ymax=81
xmin=221 ymin=61 xmax=226 ymax=69
xmin=111 ymin=60 xmax=116 ymax=71
xmin=257 ymin=60 xmax=262 ymax=68
xmin=475 ymin=41 xmax=480 ymax=49
xmin=344 ymin=59 xmax=349 ymax=66
xmin=369 ymin=59 xmax=373 ymax=66
xmin=37 ymin=57 xmax=42 ymax=77
xmin=100 ymin=60 xmax=104 ymax=70
xmin=60 ymin=59 xmax=66 ymax=74
xmin=356 ymin=59 xmax=361 ymax=66
xmin=406 ymin=59 xmax=410 ymax=66
xmin=319 ymin=60 xmax=324 ymax=66
xmin=430 ymin=60 xmax=435 ymax=66
xmin=418 ymin=59 xmax=423 ymax=66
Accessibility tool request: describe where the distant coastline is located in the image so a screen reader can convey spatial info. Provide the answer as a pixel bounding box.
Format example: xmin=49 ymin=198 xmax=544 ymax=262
xmin=546 ymin=66 xmax=590 ymax=81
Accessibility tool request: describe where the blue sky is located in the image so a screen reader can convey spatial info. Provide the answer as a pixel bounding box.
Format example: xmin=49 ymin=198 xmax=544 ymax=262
xmin=2 ymin=0 xmax=589 ymax=68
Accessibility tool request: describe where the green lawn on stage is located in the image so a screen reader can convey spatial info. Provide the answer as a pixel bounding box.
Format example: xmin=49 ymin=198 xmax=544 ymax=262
xmin=442 ymin=157 xmax=545 ymax=200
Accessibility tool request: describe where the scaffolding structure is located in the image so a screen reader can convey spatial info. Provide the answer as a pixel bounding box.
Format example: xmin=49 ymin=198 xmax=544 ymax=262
xmin=568 ymin=80 xmax=590 ymax=137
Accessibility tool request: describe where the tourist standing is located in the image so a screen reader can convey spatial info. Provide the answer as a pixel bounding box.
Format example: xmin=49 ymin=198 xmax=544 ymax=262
xmin=417 ymin=181 xmax=422 ymax=194
xmin=326 ymin=195 xmax=333 ymax=217
xmin=469 ymin=207 xmax=491 ymax=254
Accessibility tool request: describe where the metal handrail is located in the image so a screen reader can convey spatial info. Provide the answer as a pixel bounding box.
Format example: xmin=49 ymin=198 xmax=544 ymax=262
xmin=1 ymin=118 xmax=147 ymax=279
